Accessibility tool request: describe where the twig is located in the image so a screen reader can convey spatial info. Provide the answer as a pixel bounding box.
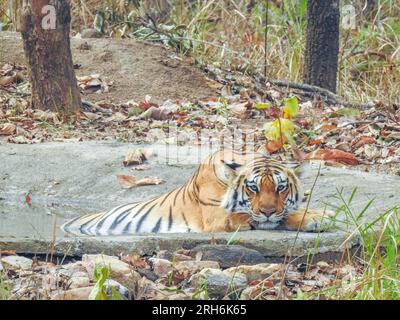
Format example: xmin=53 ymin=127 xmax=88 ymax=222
xmin=277 ymin=163 xmax=322 ymax=299
xmin=0 ymin=86 xmax=30 ymax=97
xmin=261 ymin=77 xmax=374 ymax=110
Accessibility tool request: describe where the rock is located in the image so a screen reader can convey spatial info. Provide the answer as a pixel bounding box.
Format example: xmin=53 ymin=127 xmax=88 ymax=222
xmin=149 ymin=258 xmax=172 ymax=278
xmin=81 ymin=28 xmax=103 ymax=38
xmin=189 ymin=245 xmax=266 ymax=269
xmin=82 ymin=254 xmax=139 ymax=286
xmin=69 ymin=272 xmax=90 ymax=289
xmin=104 ymin=279 xmax=129 ymax=299
xmin=239 ymin=286 xmax=259 ymax=300
xmin=137 ymin=268 xmax=158 ymax=282
xmin=172 ymin=253 xmax=193 ymax=262
xmin=52 ymin=287 xmax=94 ymax=300
xmin=317 ymin=261 xmax=330 ymax=270
xmin=224 ymin=263 xmax=282 ymax=282
xmin=156 ymin=250 xmax=193 ymax=262
xmin=167 ymin=293 xmax=192 ymax=300
xmin=190 ymin=268 xmax=247 ymax=298
xmin=62 ymin=262 xmax=87 ymax=273
xmin=1 ymin=255 xmax=33 ymax=270
xmin=0 ymin=261 xmax=3 ymax=272
xmin=156 ymin=250 xmax=173 ymax=261
xmin=175 ymin=260 xmax=220 ymax=277
xmin=82 ymin=254 xmax=131 ymax=276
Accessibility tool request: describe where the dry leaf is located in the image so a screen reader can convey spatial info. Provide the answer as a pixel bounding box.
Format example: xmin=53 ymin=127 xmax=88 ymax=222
xmin=351 ymin=136 xmax=375 ymax=149
xmin=320 ymin=124 xmax=337 ymax=132
xmin=135 ymin=176 xmax=164 ymax=186
xmin=0 ymin=250 xmax=17 ymax=256
xmin=266 ymin=139 xmax=285 ymax=153
xmin=121 ymin=254 xmax=148 ymax=269
xmin=117 ymin=174 xmax=136 ymax=189
xmin=0 ymin=123 xmax=16 ymax=135
xmin=123 ymin=149 xmax=147 ymax=167
xmin=117 ymin=174 xmax=164 ymax=189
xmin=304 ymin=148 xmax=360 ymax=165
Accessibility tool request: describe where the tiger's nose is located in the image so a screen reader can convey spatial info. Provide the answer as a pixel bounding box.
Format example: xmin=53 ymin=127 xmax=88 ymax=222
xmin=259 ymin=209 xmax=275 ymax=217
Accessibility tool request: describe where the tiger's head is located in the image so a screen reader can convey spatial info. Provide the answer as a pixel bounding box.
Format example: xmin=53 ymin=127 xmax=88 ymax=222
xmin=218 ymin=154 xmax=304 ymax=229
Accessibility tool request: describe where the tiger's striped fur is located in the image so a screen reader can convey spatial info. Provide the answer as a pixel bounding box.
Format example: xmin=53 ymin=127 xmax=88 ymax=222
xmin=61 ymin=149 xmax=331 ymax=235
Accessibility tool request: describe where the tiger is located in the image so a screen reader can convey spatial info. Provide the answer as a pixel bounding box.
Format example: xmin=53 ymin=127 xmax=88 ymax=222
xmin=61 ymin=149 xmax=333 ymax=236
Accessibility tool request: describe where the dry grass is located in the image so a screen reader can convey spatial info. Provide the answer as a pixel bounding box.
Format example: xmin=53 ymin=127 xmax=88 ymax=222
xmin=69 ymin=0 xmax=399 ymax=105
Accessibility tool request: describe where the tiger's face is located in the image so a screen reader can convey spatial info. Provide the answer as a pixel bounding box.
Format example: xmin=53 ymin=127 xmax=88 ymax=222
xmin=219 ymin=157 xmax=301 ymax=229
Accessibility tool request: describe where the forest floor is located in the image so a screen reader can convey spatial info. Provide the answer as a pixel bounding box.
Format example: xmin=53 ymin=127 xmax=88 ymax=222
xmin=1 ymin=32 xmax=400 ymax=300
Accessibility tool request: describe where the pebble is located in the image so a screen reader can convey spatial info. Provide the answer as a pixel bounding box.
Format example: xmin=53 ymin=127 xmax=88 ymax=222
xmin=149 ymin=258 xmax=172 ymax=278
xmin=104 ymin=279 xmax=129 ymax=299
xmin=189 ymin=245 xmax=266 ymax=269
xmin=175 ymin=260 xmax=220 ymax=277
xmin=190 ymin=268 xmax=247 ymax=298
xmin=224 ymin=263 xmax=282 ymax=282
xmin=1 ymin=255 xmax=33 ymax=270
xmin=80 ymin=28 xmax=103 ymax=38
xmin=51 ymin=286 xmax=94 ymax=300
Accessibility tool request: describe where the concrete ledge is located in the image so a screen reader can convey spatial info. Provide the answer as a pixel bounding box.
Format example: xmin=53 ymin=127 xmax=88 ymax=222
xmin=0 ymin=230 xmax=359 ymax=262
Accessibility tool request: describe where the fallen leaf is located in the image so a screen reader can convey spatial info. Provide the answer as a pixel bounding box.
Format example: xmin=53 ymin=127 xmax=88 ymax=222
xmin=0 ymin=250 xmax=17 ymax=256
xmin=351 ymin=136 xmax=375 ymax=149
xmin=320 ymin=124 xmax=337 ymax=132
xmin=228 ymin=102 xmax=252 ymax=119
xmin=266 ymin=138 xmax=286 ymax=153
xmin=0 ymin=123 xmax=16 ymax=135
xmin=308 ymin=139 xmax=324 ymax=146
xmin=33 ymin=110 xmax=60 ymax=124
xmin=116 ymin=175 xmax=136 ymax=189
xmin=135 ymin=176 xmax=164 ymax=187
xmin=117 ymin=175 xmax=164 ymax=189
xmin=304 ymin=148 xmax=360 ymax=165
xmin=121 ymin=254 xmax=148 ymax=269
xmin=123 ymin=149 xmax=147 ymax=167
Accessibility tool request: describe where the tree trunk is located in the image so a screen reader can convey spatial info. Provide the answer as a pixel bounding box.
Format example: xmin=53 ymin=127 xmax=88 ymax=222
xmin=20 ymin=0 xmax=81 ymax=113
xmin=304 ymin=0 xmax=340 ymax=93
xmin=8 ymin=0 xmax=23 ymax=31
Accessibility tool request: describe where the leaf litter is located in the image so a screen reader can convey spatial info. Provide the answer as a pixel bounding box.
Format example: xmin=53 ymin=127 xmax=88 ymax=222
xmin=1 ymin=62 xmax=400 ymax=175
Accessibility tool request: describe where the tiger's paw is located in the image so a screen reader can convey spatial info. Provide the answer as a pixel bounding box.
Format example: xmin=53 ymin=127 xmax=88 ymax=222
xmin=284 ymin=209 xmax=335 ymax=232
xmin=224 ymin=213 xmax=252 ymax=232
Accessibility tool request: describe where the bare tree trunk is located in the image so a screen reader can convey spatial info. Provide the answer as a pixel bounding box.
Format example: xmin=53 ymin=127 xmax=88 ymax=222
xmin=20 ymin=0 xmax=81 ymax=113
xmin=8 ymin=0 xmax=23 ymax=31
xmin=304 ymin=0 xmax=340 ymax=93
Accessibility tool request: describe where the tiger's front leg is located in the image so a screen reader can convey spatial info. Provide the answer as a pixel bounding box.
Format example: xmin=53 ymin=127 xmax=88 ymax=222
xmin=283 ymin=208 xmax=335 ymax=232
xmin=224 ymin=213 xmax=253 ymax=232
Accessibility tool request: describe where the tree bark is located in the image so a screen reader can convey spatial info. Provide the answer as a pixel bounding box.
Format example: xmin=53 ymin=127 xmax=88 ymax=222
xmin=20 ymin=0 xmax=81 ymax=113
xmin=304 ymin=0 xmax=340 ymax=93
xmin=8 ymin=0 xmax=23 ymax=31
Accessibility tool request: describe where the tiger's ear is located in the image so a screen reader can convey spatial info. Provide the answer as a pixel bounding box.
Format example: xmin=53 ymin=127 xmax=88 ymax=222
xmin=217 ymin=160 xmax=242 ymax=183
xmin=285 ymin=161 xmax=310 ymax=178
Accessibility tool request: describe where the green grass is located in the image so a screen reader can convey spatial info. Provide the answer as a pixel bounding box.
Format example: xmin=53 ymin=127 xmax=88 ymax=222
xmin=311 ymin=188 xmax=400 ymax=300
xmin=0 ymin=270 xmax=11 ymax=300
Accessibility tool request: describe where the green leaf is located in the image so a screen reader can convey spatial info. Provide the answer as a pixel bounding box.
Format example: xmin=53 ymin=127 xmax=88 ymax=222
xmin=93 ymin=13 xmax=104 ymax=33
xmin=283 ymin=96 xmax=299 ymax=119
xmin=89 ymin=264 xmax=111 ymax=300
xmin=264 ymin=118 xmax=295 ymax=142
xmin=255 ymin=103 xmax=272 ymax=109
xmin=329 ymin=108 xmax=361 ymax=118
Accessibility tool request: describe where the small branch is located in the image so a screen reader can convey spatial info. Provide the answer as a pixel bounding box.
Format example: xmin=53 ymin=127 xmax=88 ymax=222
xmin=277 ymin=163 xmax=322 ymax=299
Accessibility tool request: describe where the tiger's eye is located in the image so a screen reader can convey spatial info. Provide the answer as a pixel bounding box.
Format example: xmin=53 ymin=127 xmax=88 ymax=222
xmin=247 ymin=184 xmax=258 ymax=193
xmin=277 ymin=185 xmax=286 ymax=193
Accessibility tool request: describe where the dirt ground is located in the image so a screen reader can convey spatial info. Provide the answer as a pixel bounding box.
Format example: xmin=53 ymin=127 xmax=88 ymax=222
xmin=0 ymin=31 xmax=218 ymax=104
